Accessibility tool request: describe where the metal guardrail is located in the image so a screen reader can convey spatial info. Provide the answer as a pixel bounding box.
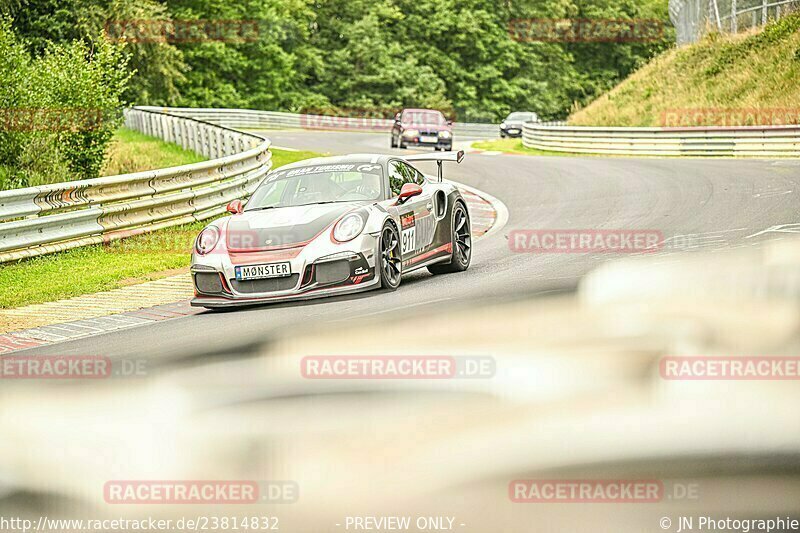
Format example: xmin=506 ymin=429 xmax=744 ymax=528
xmin=0 ymin=108 xmax=272 ymax=263
xmin=670 ymin=0 xmax=800 ymax=44
xmin=522 ymin=123 xmax=800 ymax=156
xmin=137 ymin=106 xmax=503 ymax=138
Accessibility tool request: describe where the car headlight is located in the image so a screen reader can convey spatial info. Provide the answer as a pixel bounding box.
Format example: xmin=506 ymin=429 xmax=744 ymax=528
xmin=195 ymin=226 xmax=220 ymax=255
xmin=500 ymin=122 xmax=507 ymax=129
xmin=439 ymin=131 xmax=452 ymax=139
xmin=333 ymin=213 xmax=366 ymax=242
xmin=403 ymin=129 xmax=419 ymax=138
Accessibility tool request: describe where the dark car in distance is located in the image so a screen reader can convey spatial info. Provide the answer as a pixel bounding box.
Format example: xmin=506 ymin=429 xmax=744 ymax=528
xmin=391 ymin=108 xmax=453 ymax=151
xmin=500 ymin=111 xmax=538 ymax=138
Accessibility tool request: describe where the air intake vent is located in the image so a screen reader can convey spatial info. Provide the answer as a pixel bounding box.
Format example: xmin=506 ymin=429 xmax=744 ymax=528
xmin=194 ymin=273 xmax=223 ymax=294
xmin=315 ymin=260 xmax=350 ymax=285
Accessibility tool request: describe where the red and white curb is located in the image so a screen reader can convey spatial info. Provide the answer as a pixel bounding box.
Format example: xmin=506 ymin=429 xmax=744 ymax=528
xmin=0 ymin=300 xmax=200 ymax=354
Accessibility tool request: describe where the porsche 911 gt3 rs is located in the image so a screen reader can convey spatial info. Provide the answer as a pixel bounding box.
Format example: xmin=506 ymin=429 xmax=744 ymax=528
xmin=190 ymin=151 xmax=471 ymax=309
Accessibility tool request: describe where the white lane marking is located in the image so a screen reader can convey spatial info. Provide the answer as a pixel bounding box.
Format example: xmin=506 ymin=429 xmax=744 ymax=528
xmin=753 ymin=189 xmax=793 ymax=198
xmin=479 ymin=151 xmax=502 ymax=156
xmin=746 ymin=223 xmax=800 ymax=239
xmin=662 ymin=228 xmax=748 ymax=249
xmin=270 ymin=145 xmax=300 ymax=152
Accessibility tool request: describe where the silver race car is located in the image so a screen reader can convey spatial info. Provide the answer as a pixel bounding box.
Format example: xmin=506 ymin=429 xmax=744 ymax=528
xmin=190 ymin=151 xmax=471 ymax=308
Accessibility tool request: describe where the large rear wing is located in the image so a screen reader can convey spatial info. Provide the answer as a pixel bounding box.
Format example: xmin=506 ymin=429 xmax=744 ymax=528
xmin=402 ymin=150 xmax=465 ymax=181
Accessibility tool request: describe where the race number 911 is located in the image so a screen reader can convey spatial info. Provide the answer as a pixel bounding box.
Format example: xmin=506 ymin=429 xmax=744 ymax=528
xmin=402 ymin=227 xmax=416 ymax=255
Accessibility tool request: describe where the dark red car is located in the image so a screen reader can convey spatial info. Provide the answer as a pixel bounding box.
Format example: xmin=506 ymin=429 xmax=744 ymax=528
xmin=390 ymin=108 xmax=453 ymax=151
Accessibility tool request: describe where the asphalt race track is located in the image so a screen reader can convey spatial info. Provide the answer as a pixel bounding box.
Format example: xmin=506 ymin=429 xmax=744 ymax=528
xmin=21 ymin=129 xmax=800 ymax=359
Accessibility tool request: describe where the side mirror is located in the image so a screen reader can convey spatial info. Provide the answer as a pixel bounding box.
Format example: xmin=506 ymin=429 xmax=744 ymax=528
xmin=395 ymin=183 xmax=423 ymax=205
xmin=447 ymin=120 xmax=453 ymax=126
xmin=226 ymin=200 xmax=244 ymax=215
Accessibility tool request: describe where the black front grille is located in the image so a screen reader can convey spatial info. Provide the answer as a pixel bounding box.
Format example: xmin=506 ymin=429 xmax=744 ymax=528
xmin=315 ymin=260 xmax=350 ymax=285
xmin=194 ymin=273 xmax=223 ymax=294
xmin=229 ymin=274 xmax=299 ymax=294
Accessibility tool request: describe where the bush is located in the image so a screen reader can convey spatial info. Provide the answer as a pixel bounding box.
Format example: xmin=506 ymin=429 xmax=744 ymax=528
xmin=0 ymin=18 xmax=131 ymax=189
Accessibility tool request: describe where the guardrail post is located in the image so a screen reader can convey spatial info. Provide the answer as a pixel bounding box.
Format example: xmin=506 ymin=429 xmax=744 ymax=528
xmin=226 ymin=132 xmax=234 ymax=157
xmin=190 ymin=122 xmax=198 ymax=154
xmin=762 ymin=0 xmax=768 ymax=23
xmin=199 ymin=124 xmax=207 ymax=158
xmin=181 ymin=119 xmax=189 ymax=150
xmin=731 ymin=0 xmax=737 ymax=32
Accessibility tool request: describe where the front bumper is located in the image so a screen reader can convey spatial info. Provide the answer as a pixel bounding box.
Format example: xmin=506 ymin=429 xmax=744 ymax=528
xmin=401 ymin=132 xmax=452 ymax=149
xmin=190 ymin=233 xmax=381 ymax=308
xmin=403 ymin=139 xmax=452 ymax=149
xmin=500 ymin=127 xmax=523 ymax=137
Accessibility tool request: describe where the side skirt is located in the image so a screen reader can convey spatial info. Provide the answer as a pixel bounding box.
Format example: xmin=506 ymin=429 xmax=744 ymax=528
xmin=403 ymin=254 xmax=451 ymax=274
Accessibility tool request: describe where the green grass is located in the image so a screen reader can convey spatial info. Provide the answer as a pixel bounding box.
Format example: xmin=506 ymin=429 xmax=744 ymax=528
xmin=471 ymin=138 xmax=685 ymax=158
xmin=0 ymin=142 xmax=323 ymax=309
xmin=0 ymin=128 xmax=206 ymax=190
xmin=472 ymin=138 xmax=575 ymax=157
xmin=270 ymin=148 xmax=325 ymax=167
xmin=569 ymin=13 xmax=800 ymax=126
xmin=101 ymin=128 xmax=206 ymax=175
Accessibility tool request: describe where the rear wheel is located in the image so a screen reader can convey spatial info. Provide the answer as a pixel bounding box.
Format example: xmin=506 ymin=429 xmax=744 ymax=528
xmin=428 ymin=202 xmax=471 ymax=275
xmin=378 ymin=222 xmax=402 ymax=290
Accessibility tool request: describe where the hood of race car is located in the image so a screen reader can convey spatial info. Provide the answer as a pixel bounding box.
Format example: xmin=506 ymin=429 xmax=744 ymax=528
xmin=225 ymin=202 xmax=361 ymax=252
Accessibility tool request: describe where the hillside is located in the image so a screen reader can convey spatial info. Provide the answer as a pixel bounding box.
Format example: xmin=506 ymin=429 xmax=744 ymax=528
xmin=569 ymin=12 xmax=800 ymax=127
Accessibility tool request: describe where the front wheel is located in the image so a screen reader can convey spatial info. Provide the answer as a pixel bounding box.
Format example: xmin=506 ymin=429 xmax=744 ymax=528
xmin=428 ymin=202 xmax=471 ymax=275
xmin=378 ymin=222 xmax=402 ymax=291
xmin=390 ymin=134 xmax=397 ymax=148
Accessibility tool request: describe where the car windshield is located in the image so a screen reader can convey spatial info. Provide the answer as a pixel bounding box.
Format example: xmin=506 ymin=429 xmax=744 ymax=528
xmin=245 ymin=162 xmax=384 ymax=210
xmin=402 ymin=110 xmax=446 ymax=126
xmin=507 ymin=112 xmax=535 ymax=122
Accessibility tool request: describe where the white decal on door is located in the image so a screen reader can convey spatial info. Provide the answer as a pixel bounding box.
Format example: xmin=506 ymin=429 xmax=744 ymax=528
xmin=401 ymin=227 xmax=416 ymax=255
